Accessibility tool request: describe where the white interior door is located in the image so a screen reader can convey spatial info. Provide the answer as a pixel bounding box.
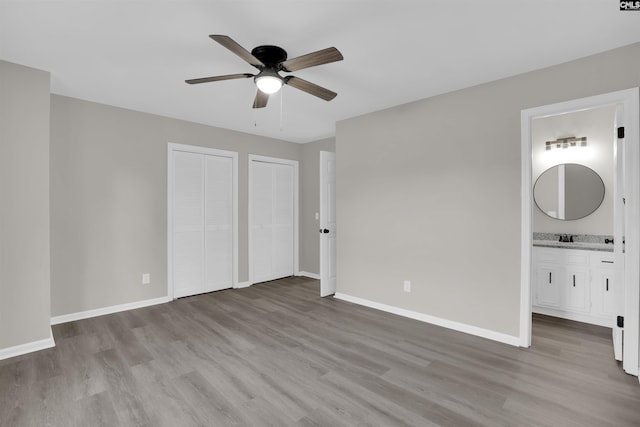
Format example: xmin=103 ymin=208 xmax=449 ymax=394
xmin=173 ymin=151 xmax=205 ymax=297
xmin=320 ymin=151 xmax=336 ymax=297
xmin=251 ymin=161 xmax=274 ymax=283
xmin=170 ymin=145 xmax=237 ymax=298
xmin=250 ymin=157 xmax=297 ymax=284
xmin=273 ymin=163 xmax=294 ymax=278
xmin=613 ymin=106 xmax=625 ymax=361
xmin=205 ymin=155 xmax=233 ymax=291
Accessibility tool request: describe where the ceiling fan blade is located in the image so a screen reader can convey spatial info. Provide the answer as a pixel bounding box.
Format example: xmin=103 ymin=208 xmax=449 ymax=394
xmin=284 ymin=76 xmax=337 ymax=101
xmin=185 ymin=73 xmax=253 ymax=84
xmin=209 ymin=35 xmax=264 ymax=68
xmin=280 ymin=47 xmax=343 ymax=72
xmin=253 ymin=90 xmax=269 ymax=108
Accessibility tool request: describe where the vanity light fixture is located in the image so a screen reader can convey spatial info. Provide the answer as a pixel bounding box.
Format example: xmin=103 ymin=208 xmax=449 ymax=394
xmin=545 ymin=136 xmax=587 ymax=150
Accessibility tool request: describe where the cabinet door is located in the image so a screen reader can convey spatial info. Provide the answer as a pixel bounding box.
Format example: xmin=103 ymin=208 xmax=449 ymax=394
xmin=564 ymin=268 xmax=589 ymax=312
xmin=536 ymin=265 xmax=561 ymax=308
xmin=592 ymin=269 xmax=616 ymax=317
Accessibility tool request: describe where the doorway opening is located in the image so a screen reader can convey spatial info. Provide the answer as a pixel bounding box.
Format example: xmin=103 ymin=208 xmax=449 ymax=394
xmin=520 ymin=88 xmax=640 ymax=378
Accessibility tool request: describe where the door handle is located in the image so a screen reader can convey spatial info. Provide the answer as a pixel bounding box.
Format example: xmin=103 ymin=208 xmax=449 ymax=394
xmin=319 ymin=228 xmax=330 ymax=234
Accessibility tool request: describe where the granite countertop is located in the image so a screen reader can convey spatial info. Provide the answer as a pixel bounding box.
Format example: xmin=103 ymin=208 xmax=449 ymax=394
xmin=532 ymin=240 xmax=614 ymax=252
xmin=532 ymin=233 xmax=615 ymax=252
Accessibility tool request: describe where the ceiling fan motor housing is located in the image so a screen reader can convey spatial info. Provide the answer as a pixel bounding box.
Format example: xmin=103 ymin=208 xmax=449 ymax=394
xmin=251 ymin=45 xmax=288 ymax=69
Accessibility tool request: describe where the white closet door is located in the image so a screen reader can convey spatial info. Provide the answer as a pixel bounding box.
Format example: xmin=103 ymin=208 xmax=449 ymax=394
xmin=205 ymin=155 xmax=233 ymax=291
xmin=173 ymin=151 xmax=205 ymax=297
xmin=273 ymin=163 xmax=294 ymax=278
xmin=173 ymin=150 xmax=234 ymax=298
xmin=250 ymin=159 xmax=295 ymax=284
xmin=251 ymin=162 xmax=274 ymax=282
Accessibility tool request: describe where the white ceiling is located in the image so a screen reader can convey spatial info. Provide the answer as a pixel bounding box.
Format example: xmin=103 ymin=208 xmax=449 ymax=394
xmin=1 ymin=1 xmax=640 ymax=143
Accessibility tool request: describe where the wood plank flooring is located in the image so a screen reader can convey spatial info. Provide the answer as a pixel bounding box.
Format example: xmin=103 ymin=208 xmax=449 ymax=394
xmin=1 ymin=276 xmax=639 ymax=426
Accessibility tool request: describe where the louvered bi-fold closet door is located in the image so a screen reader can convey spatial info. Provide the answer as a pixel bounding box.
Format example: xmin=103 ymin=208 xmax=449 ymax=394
xmin=272 ymin=163 xmax=294 ymax=279
xmin=173 ymin=150 xmax=233 ymax=298
xmin=250 ymin=160 xmax=295 ymax=284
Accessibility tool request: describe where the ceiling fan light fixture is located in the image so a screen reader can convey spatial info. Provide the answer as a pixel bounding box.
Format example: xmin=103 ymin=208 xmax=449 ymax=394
xmin=255 ymin=74 xmax=283 ymax=94
xmin=187 ymin=36 xmax=344 ymax=108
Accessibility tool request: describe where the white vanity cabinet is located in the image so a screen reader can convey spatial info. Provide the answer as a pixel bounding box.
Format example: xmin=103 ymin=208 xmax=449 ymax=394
xmin=532 ymin=247 xmax=616 ymax=327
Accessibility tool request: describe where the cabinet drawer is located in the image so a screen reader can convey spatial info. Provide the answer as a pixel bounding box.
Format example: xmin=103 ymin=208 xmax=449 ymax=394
xmin=593 ymin=254 xmax=615 ymax=266
xmin=534 ymin=248 xmax=590 ymax=265
xmin=535 ymin=249 xmax=561 ymax=263
xmin=565 ymin=252 xmax=589 ymax=266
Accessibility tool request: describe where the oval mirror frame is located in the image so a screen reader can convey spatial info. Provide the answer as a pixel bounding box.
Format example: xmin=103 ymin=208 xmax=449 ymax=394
xmin=534 ymin=163 xmax=605 ymax=221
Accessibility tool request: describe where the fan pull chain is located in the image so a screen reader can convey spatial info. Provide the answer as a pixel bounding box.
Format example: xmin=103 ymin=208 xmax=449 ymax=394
xmin=279 ymin=88 xmax=284 ymax=132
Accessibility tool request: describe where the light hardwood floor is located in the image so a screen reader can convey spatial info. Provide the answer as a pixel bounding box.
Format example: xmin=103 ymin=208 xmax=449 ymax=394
xmin=1 ymin=276 xmax=639 ymax=426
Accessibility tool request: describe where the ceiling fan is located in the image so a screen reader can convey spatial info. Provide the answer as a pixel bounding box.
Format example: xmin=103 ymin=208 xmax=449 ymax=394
xmin=186 ymin=35 xmax=343 ymax=108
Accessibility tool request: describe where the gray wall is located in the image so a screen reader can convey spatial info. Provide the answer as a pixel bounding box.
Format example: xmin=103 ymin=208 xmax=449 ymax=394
xmin=299 ymin=138 xmax=336 ymax=275
xmin=51 ymin=95 xmax=304 ymax=317
xmin=336 ymin=42 xmax=640 ymax=338
xmin=0 ymin=61 xmax=51 ymax=348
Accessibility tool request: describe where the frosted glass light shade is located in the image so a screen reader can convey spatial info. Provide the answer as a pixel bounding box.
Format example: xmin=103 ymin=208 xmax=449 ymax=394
xmin=256 ymin=75 xmax=283 ymax=94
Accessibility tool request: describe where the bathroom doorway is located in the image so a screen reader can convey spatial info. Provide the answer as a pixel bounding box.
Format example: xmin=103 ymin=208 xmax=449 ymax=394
xmin=520 ymin=88 xmax=640 ymax=377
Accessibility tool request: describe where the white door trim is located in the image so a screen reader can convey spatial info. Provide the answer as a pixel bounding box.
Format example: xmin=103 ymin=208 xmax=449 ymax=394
xmin=167 ymin=143 xmax=239 ymax=299
xmin=520 ymin=88 xmax=640 ymax=377
xmin=248 ymin=154 xmax=299 ymax=285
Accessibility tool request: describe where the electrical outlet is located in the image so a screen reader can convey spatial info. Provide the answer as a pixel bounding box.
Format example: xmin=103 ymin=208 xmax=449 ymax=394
xmin=142 ymin=273 xmax=150 ymax=285
xmin=403 ymin=280 xmax=411 ymax=292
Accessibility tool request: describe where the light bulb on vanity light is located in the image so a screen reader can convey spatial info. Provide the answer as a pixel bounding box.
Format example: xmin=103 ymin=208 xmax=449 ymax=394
xmin=545 ymin=136 xmax=587 ymax=150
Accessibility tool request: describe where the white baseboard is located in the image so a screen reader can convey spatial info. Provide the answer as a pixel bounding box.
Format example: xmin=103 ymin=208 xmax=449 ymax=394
xmin=234 ymin=281 xmax=252 ymax=289
xmin=0 ymin=328 xmax=56 ymax=361
xmin=297 ymin=271 xmax=320 ymax=280
xmin=50 ymin=296 xmax=171 ymax=325
xmin=333 ymin=293 xmax=521 ymax=347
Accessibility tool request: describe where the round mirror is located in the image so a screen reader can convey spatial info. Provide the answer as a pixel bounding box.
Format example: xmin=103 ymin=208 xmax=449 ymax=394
xmin=534 ymin=163 xmax=605 ymax=220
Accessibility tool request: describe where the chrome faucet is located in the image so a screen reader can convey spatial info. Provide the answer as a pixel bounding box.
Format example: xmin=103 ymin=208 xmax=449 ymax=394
xmin=557 ymin=234 xmax=574 ymax=243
